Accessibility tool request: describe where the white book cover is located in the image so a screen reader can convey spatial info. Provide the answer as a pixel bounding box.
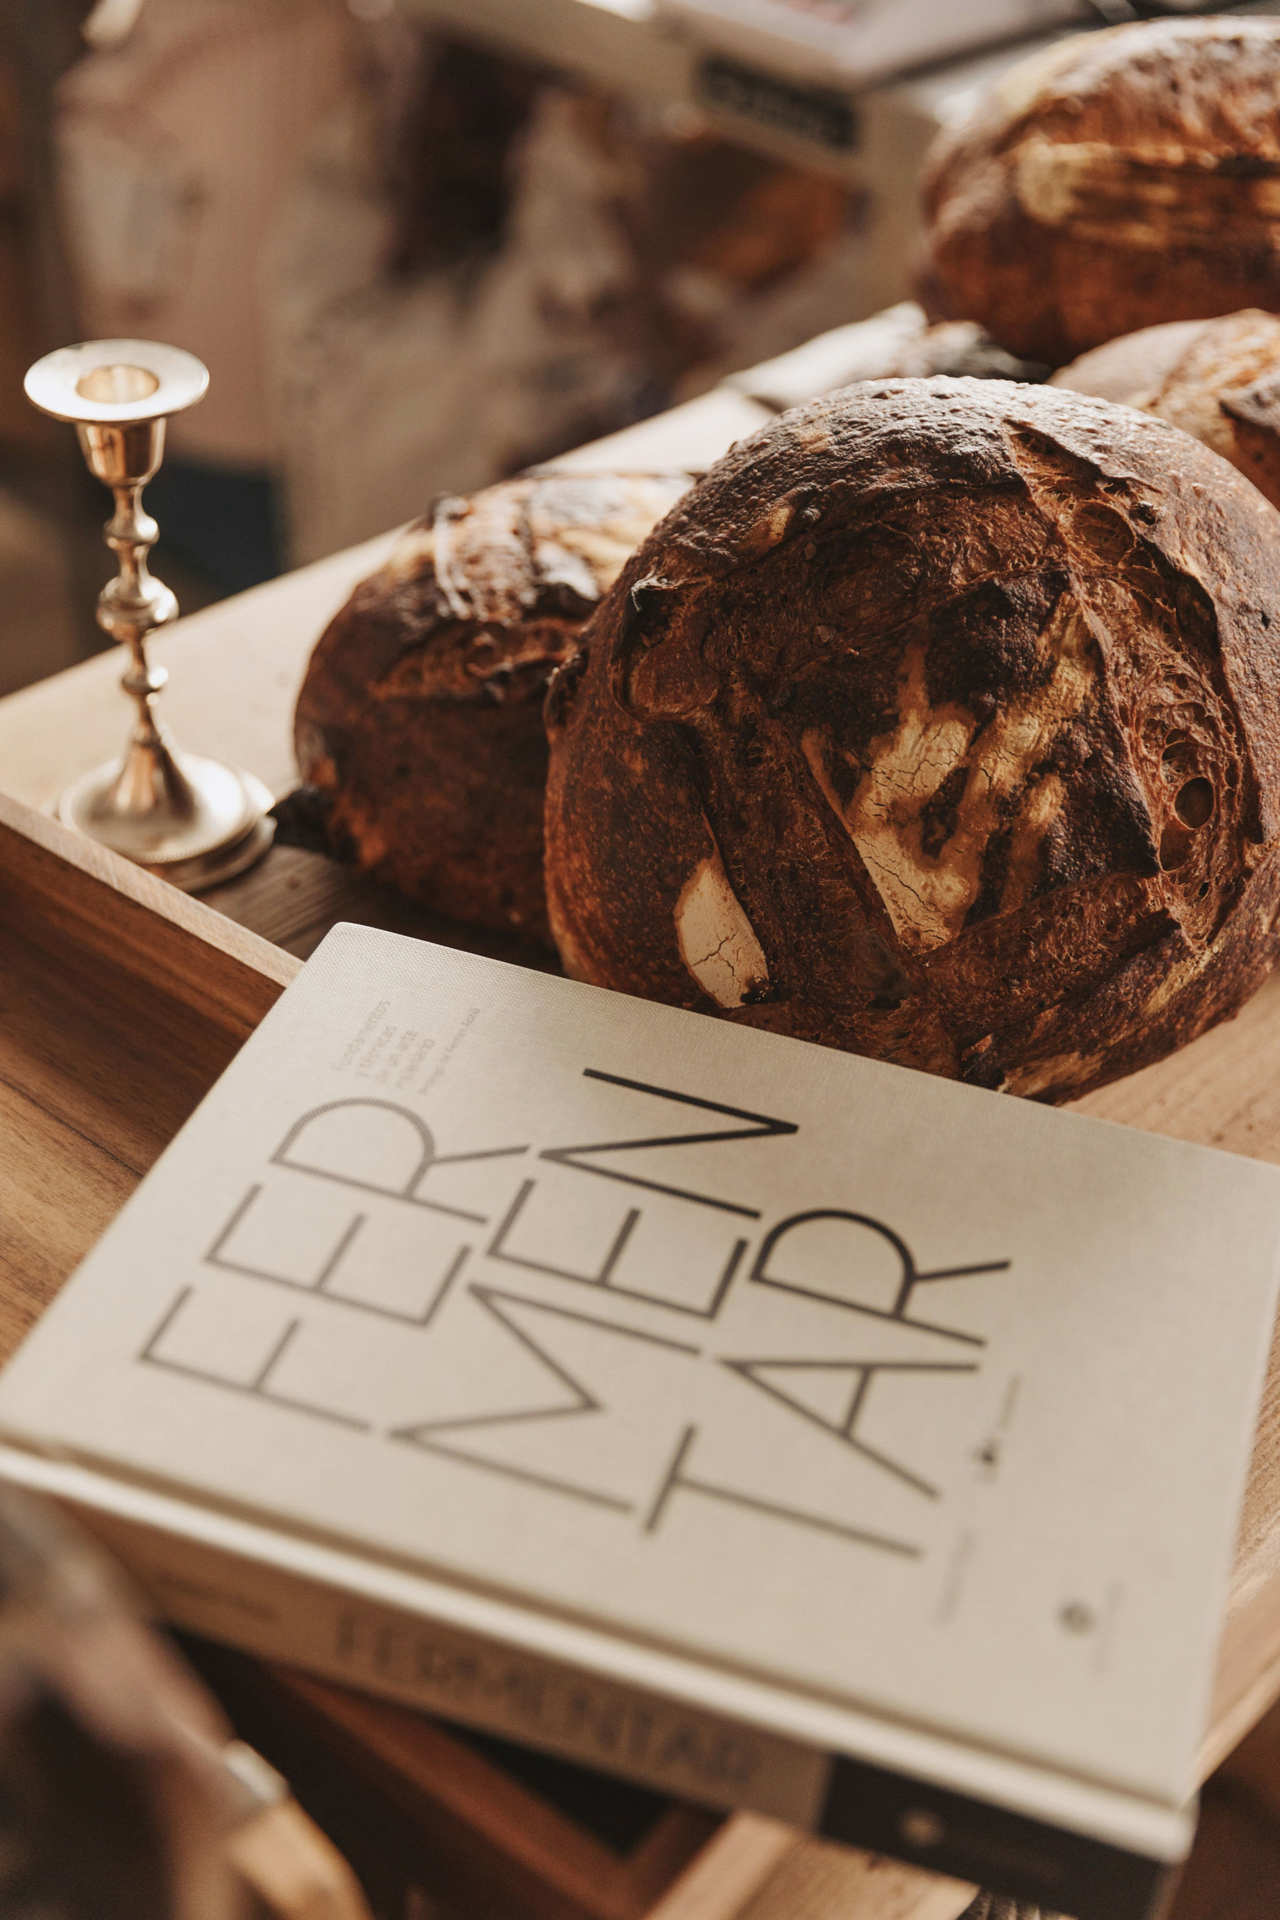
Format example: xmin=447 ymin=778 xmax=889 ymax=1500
xmin=0 ymin=923 xmax=1277 ymax=1916
xmin=653 ymin=0 xmax=1090 ymax=89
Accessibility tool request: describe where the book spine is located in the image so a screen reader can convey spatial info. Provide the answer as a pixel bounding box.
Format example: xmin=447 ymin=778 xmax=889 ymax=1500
xmin=78 ymin=1503 xmax=832 ymax=1827
xmin=78 ymin=1501 xmax=1176 ymax=1920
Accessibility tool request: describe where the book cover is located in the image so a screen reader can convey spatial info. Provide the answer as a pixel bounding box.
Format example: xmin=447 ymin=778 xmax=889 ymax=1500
xmin=653 ymin=0 xmax=1090 ymax=89
xmin=1 ymin=922 xmax=1277 ymax=1917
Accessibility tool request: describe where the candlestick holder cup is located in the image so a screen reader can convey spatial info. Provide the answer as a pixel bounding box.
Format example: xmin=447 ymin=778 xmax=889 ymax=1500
xmin=24 ymin=340 xmax=273 ymax=890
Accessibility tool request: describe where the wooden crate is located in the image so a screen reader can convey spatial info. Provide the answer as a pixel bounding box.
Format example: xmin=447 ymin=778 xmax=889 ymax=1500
xmin=0 ymin=788 xmax=983 ymax=1920
xmin=8 ymin=772 xmax=1280 ymax=1917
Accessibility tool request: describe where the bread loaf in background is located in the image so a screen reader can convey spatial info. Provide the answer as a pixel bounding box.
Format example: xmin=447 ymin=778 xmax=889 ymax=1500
xmin=294 ymin=470 xmax=689 ymax=939
xmin=1052 ymin=310 xmax=1280 ymax=512
xmin=923 ymin=17 xmax=1280 ymax=364
xmin=544 ymin=378 xmax=1280 ymax=1102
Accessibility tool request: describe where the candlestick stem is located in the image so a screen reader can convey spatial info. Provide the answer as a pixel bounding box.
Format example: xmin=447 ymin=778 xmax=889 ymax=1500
xmin=25 ymin=340 xmax=273 ymax=890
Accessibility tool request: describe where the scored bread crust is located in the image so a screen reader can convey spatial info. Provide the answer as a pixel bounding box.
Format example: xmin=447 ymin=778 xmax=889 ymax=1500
xmin=544 ymin=378 xmax=1280 ymax=1101
xmin=1053 ymin=309 xmax=1280 ymax=512
xmin=294 ymin=470 xmax=689 ymax=939
xmin=923 ymin=17 xmax=1280 ymax=364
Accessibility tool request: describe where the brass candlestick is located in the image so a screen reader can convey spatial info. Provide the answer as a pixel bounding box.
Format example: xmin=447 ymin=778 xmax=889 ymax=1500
xmin=24 ymin=339 xmax=273 ymax=890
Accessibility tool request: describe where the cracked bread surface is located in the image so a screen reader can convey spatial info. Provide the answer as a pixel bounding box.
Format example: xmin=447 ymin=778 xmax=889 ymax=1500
xmin=544 ymin=378 xmax=1280 ymax=1101
xmin=1053 ymin=310 xmax=1280 ymax=512
xmin=294 ymin=470 xmax=690 ymax=940
xmin=923 ymin=17 xmax=1280 ymax=365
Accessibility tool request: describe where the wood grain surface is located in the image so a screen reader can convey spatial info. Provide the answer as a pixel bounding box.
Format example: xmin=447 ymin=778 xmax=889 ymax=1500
xmin=0 ymin=793 xmax=295 ymax=1358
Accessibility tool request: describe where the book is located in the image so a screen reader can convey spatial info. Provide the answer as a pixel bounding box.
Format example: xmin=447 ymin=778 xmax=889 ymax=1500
xmin=653 ymin=0 xmax=1092 ymax=90
xmin=0 ymin=921 xmax=1277 ymax=1919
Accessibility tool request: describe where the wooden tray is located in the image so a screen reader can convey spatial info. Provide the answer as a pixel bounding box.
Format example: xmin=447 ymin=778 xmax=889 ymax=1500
xmin=6 ymin=782 xmax=1280 ymax=1920
xmin=0 ymin=789 xmax=976 ymax=1920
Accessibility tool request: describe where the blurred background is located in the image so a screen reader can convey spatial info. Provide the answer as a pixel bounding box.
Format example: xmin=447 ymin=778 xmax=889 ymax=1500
xmin=0 ymin=0 xmax=1164 ymax=702
xmin=2 ymin=0 xmax=1269 ymax=682
xmin=0 ymin=0 xmax=863 ymax=698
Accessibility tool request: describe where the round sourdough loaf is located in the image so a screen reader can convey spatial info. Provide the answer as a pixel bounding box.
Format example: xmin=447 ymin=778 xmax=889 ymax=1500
xmin=923 ymin=17 xmax=1280 ymax=364
xmin=294 ymin=470 xmax=689 ymax=940
xmin=543 ymin=378 xmax=1280 ymax=1101
xmin=1052 ymin=310 xmax=1280 ymax=511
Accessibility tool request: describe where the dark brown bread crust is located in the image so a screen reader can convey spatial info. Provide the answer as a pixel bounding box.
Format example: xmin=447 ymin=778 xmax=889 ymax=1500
xmin=544 ymin=378 xmax=1280 ymax=1102
xmin=295 ymin=471 xmax=689 ymax=939
xmin=923 ymin=18 xmax=1280 ymax=364
xmin=1052 ymin=310 xmax=1280 ymax=512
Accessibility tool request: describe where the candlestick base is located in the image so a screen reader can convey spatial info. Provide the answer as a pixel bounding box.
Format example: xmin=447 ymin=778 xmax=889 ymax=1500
xmin=58 ymin=749 xmax=275 ymax=893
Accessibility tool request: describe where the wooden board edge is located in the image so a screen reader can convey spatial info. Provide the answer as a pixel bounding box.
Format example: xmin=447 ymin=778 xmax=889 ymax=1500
xmin=643 ymin=1814 xmax=796 ymax=1920
xmin=267 ymin=1665 xmax=677 ymax=1918
xmin=0 ymin=789 xmax=297 ymax=1032
xmin=731 ymin=1839 xmax=976 ymax=1920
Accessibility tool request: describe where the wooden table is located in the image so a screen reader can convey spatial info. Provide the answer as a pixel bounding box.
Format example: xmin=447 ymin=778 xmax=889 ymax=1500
xmin=6 ymin=333 xmax=1280 ymax=1920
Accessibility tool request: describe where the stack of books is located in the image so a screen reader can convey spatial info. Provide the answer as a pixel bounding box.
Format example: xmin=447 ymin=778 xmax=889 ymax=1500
xmin=0 ymin=923 xmax=1276 ymax=1919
